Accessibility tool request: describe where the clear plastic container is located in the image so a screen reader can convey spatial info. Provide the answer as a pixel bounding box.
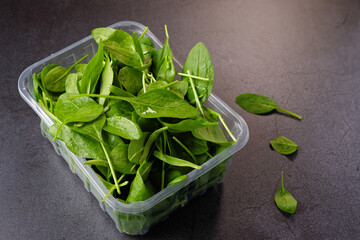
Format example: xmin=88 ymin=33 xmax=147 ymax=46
xmin=18 ymin=21 xmax=249 ymax=235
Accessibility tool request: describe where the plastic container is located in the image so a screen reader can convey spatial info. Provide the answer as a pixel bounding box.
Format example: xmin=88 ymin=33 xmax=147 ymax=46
xmin=18 ymin=21 xmax=249 ymax=235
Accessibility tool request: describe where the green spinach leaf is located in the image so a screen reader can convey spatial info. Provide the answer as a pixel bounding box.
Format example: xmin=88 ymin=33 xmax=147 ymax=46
xmin=235 ymin=93 xmax=302 ymax=119
xmin=79 ymin=41 xmax=104 ymax=94
xmin=275 ymin=171 xmax=297 ymax=214
xmin=270 ymin=136 xmax=298 ymax=155
xmin=43 ymin=55 xmax=87 ymax=92
xmin=182 ymin=42 xmax=214 ymax=104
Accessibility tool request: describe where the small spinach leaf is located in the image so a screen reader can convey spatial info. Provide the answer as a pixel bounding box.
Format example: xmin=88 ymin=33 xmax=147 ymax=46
xmin=153 ymin=151 xmax=201 ymax=169
xmin=109 ymin=145 xmax=136 ymax=174
xmin=103 ymin=116 xmax=142 ymax=140
xmin=98 ymin=54 xmax=114 ymax=105
xmin=79 ymin=41 xmax=104 ymax=94
xmin=43 ymin=55 xmax=87 ymax=92
xmin=118 ymin=66 xmax=143 ymax=95
xmin=275 ymin=171 xmax=297 ymax=214
xmin=270 ymin=136 xmax=298 ymax=155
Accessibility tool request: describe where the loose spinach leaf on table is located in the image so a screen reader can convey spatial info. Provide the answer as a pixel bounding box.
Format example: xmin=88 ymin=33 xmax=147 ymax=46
xmin=235 ymin=93 xmax=302 ymax=119
xmin=270 ymin=136 xmax=298 ymax=155
xmin=275 ymin=171 xmax=297 ymax=214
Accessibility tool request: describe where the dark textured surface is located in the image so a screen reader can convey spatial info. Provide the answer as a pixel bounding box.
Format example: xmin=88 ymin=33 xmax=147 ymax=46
xmin=1 ymin=0 xmax=360 ymax=239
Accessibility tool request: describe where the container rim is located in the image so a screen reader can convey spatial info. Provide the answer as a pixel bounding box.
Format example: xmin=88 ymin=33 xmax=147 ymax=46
xmin=18 ymin=21 xmax=249 ymax=214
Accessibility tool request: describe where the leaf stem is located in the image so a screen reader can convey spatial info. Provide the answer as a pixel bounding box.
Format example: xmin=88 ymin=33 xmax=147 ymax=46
xmin=138 ymin=27 xmax=149 ymax=41
xmin=102 ymin=164 xmax=137 ymax=202
xmin=176 ymin=72 xmax=209 ymax=81
xmin=172 ymin=136 xmax=197 ymax=163
xmin=187 ymin=70 xmax=205 ymax=117
xmin=276 ymin=107 xmax=302 ymax=120
xmin=142 ymin=72 xmax=147 ymax=93
xmin=100 ymin=141 xmax=120 ymax=194
xmin=205 ymin=107 xmax=237 ymax=142
xmin=39 ymin=100 xmax=61 ymax=123
xmin=52 ymin=122 xmax=66 ymax=142
xmin=164 ymin=25 xmax=169 ymax=39
xmin=70 ymin=54 xmax=88 ymax=69
xmin=218 ymin=115 xmax=237 ymax=142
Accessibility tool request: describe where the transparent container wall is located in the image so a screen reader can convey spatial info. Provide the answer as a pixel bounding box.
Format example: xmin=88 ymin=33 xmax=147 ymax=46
xmin=19 ymin=21 xmax=249 ymax=235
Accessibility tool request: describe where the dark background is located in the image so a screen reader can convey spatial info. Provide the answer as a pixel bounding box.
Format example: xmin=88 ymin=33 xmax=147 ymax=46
xmin=1 ymin=0 xmax=360 ymax=239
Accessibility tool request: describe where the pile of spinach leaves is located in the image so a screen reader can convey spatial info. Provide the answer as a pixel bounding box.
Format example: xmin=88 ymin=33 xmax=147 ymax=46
xmin=33 ymin=26 xmax=235 ymax=203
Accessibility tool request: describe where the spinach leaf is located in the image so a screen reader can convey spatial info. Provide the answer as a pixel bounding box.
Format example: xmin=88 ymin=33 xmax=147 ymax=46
xmin=153 ymin=151 xmax=201 ymax=169
xmin=126 ymin=169 xmax=151 ymax=203
xmin=182 ymin=42 xmax=214 ymax=104
xmin=54 ymin=93 xmax=103 ymax=124
xmin=138 ymin=127 xmax=168 ymax=164
xmin=191 ymin=110 xmax=229 ymax=144
xmin=105 ymin=100 xmax=134 ymax=119
xmin=118 ymin=66 xmax=143 ymax=95
xmin=75 ymin=64 xmax=87 ymax=73
xmin=91 ymin=28 xmax=133 ymax=50
xmin=79 ymin=41 xmax=104 ymax=94
xmin=43 ymin=55 xmax=87 ymax=92
xmin=275 ymin=171 xmax=297 ymax=214
xmin=65 ymin=73 xmax=81 ymax=93
xmin=98 ymin=54 xmax=113 ymax=105
xmin=109 ymin=85 xmax=135 ymax=97
xmin=49 ymin=123 xmax=105 ymax=159
xmin=132 ymin=32 xmax=145 ymax=64
xmin=103 ymin=116 xmax=142 ymax=140
xmin=270 ymin=136 xmax=298 ymax=155
xmin=167 ymin=175 xmax=186 ymax=187
xmin=103 ymin=39 xmax=142 ymax=68
xmin=128 ymin=132 xmax=151 ymax=164
xmin=109 ymin=145 xmax=136 ymax=174
xmin=140 ymin=37 xmax=154 ymax=54
xmin=170 ymin=80 xmax=188 ymax=96
xmin=176 ymin=133 xmax=208 ymax=155
xmin=137 ymin=80 xmax=173 ymax=96
xmin=160 ymin=118 xmax=218 ymax=133
xmin=151 ymin=25 xmax=175 ymax=82
xmin=235 ymin=93 xmax=302 ymax=119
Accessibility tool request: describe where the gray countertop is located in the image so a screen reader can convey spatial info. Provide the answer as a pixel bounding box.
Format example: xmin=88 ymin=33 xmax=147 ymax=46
xmin=1 ymin=0 xmax=360 ymax=239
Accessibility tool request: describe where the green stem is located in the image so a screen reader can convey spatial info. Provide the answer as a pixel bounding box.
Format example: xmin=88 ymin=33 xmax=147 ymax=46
xmin=172 ymin=136 xmax=197 ymax=163
xmin=39 ymin=100 xmax=61 ymax=123
xmin=138 ymin=27 xmax=149 ymax=41
xmin=52 ymin=122 xmax=66 ymax=142
xmin=164 ymin=25 xmax=169 ymax=39
xmin=142 ymin=72 xmax=147 ymax=93
xmin=176 ymin=72 xmax=209 ymax=81
xmin=187 ymin=70 xmax=205 ymax=117
xmin=218 ymin=115 xmax=237 ymax=142
xmin=205 ymin=107 xmax=237 ymax=142
xmin=69 ymin=55 xmax=88 ymax=69
xmin=100 ymin=141 xmax=120 ymax=194
xmin=276 ymin=107 xmax=302 ymax=120
xmin=102 ymin=164 xmax=137 ymax=202
xmin=205 ymin=151 xmax=213 ymax=158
